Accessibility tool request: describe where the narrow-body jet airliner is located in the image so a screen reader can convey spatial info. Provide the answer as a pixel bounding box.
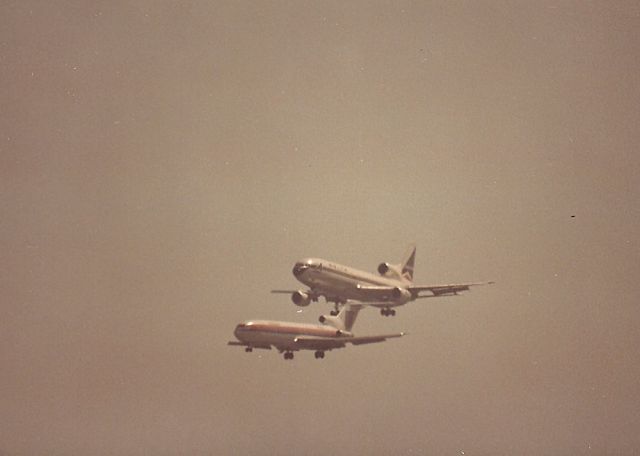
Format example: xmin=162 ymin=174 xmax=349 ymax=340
xmin=272 ymin=244 xmax=493 ymax=316
xmin=228 ymin=304 xmax=404 ymax=360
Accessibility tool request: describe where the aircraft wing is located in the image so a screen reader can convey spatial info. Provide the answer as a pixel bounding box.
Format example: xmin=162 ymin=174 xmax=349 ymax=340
xmin=409 ymin=281 xmax=494 ymax=297
xmin=355 ymin=284 xmax=403 ymax=300
xmin=293 ymin=336 xmax=347 ymax=350
xmin=293 ymin=333 xmax=405 ymax=349
xmin=227 ymin=341 xmax=272 ymax=350
xmin=355 ymin=281 xmax=493 ymax=300
xmin=347 ymin=332 xmax=406 ymax=345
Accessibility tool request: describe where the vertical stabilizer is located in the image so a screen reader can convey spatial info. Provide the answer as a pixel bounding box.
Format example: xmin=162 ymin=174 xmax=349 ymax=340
xmin=319 ymin=304 xmax=362 ymax=332
xmin=400 ymin=244 xmax=416 ymax=282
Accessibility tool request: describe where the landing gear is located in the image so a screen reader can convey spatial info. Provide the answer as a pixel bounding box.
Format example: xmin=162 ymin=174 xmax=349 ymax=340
xmin=326 ymin=299 xmax=345 ymax=316
xmin=245 ymin=347 xmax=253 ymax=353
xmin=380 ymin=308 xmax=396 ymax=317
xmin=283 ymin=351 xmax=294 ymax=360
xmin=314 ymin=350 xmax=325 ymax=359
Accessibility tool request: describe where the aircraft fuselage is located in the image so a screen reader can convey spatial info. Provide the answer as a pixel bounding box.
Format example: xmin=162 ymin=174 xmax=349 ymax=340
xmin=233 ymin=320 xmax=347 ymax=351
xmin=293 ymin=257 xmax=412 ymax=304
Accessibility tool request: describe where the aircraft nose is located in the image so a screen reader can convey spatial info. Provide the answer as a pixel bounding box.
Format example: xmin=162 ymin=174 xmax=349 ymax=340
xmin=293 ymin=262 xmax=307 ymax=277
xmin=234 ymin=323 xmax=246 ymax=338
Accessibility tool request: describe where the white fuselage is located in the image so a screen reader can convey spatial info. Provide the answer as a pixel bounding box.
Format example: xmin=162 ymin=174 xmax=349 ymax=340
xmin=293 ymin=258 xmax=412 ymax=304
xmin=234 ymin=320 xmax=347 ymax=351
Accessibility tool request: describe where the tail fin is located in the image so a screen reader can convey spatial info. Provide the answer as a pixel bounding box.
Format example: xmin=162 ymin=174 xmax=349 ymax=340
xmin=319 ymin=304 xmax=361 ymax=332
xmin=400 ymin=244 xmax=416 ymax=282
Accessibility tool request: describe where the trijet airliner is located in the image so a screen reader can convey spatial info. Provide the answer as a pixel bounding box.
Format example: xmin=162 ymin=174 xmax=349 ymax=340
xmin=228 ymin=304 xmax=405 ymax=360
xmin=273 ymin=244 xmax=493 ymax=316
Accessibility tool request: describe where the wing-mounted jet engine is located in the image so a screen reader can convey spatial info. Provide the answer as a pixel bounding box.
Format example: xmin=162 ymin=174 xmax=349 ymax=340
xmin=391 ymin=286 xmax=412 ymax=301
xmin=291 ymin=290 xmax=312 ymax=306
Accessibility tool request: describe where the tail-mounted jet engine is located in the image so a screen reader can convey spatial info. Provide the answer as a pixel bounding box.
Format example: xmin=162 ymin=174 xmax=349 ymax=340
xmin=378 ymin=262 xmax=402 ymax=278
xmin=291 ymin=290 xmax=311 ymax=306
xmin=318 ymin=313 xmax=335 ymax=326
xmin=318 ymin=314 xmax=353 ymax=336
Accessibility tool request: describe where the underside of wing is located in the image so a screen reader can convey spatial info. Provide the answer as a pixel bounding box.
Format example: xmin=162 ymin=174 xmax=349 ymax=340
xmin=293 ymin=336 xmax=347 ymax=350
xmin=410 ymin=281 xmax=494 ymax=297
xmin=347 ymin=332 xmax=406 ymax=345
xmin=227 ymin=341 xmax=272 ymax=350
xmin=355 ymin=284 xmax=399 ymax=299
xmin=348 ymin=301 xmax=396 ymax=309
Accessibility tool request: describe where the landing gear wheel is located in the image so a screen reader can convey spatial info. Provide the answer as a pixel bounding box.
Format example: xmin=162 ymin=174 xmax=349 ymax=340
xmin=314 ymin=350 xmax=325 ymax=359
xmin=245 ymin=347 xmax=253 ymax=353
xmin=284 ymin=352 xmax=294 ymax=360
xmin=330 ymin=310 xmax=338 ymax=316
xmin=390 ymin=309 xmax=396 ymax=316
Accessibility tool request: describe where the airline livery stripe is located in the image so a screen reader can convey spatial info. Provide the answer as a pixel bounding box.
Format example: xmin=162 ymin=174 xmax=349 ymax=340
xmin=245 ymin=324 xmax=337 ymax=337
xmin=320 ymin=265 xmax=393 ymax=286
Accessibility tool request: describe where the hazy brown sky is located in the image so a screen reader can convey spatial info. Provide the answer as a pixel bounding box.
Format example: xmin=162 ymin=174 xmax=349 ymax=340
xmin=2 ymin=1 xmax=640 ymax=455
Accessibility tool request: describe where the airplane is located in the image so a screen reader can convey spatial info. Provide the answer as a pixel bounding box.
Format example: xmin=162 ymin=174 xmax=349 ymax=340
xmin=272 ymin=244 xmax=493 ymax=317
xmin=228 ymin=303 xmax=405 ymax=360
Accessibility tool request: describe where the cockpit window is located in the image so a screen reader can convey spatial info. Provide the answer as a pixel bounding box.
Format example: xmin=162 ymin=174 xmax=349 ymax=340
xmin=293 ymin=259 xmax=321 ymax=276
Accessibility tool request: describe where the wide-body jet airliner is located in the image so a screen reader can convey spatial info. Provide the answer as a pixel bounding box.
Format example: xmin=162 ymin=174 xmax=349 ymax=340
xmin=228 ymin=304 xmax=404 ymax=360
xmin=273 ymin=244 xmax=493 ymax=316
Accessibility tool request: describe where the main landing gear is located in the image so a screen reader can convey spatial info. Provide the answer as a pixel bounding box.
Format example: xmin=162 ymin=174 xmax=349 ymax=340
xmin=380 ymin=308 xmax=396 ymax=317
xmin=314 ymin=350 xmax=325 ymax=359
xmin=245 ymin=347 xmax=253 ymax=352
xmin=283 ymin=351 xmax=294 ymax=360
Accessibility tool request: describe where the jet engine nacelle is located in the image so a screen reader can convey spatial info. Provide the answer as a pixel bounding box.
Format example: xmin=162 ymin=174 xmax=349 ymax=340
xmin=291 ymin=290 xmax=311 ymax=306
xmin=318 ymin=315 xmax=353 ymax=336
xmin=319 ymin=314 xmax=341 ymax=330
xmin=319 ymin=314 xmax=334 ymax=324
xmin=391 ymin=287 xmax=412 ymax=302
xmin=378 ymin=262 xmax=402 ymax=278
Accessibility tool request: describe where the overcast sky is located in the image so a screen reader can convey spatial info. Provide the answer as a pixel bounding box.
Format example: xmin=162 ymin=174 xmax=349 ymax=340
xmin=2 ymin=1 xmax=640 ymax=455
